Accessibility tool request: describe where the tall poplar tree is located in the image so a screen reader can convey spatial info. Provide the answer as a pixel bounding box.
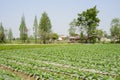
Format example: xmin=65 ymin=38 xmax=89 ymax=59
xmin=33 ymin=15 xmax=38 ymax=43
xmin=19 ymin=15 xmax=28 ymax=43
xmin=69 ymin=19 xmax=77 ymax=36
xmin=39 ymin=12 xmax=52 ymax=44
xmin=0 ymin=22 xmax=5 ymax=43
xmin=8 ymin=28 xmax=13 ymax=43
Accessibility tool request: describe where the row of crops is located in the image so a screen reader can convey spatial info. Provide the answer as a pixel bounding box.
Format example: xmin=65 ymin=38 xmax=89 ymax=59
xmin=0 ymin=44 xmax=120 ymax=80
xmin=0 ymin=69 xmax=21 ymax=80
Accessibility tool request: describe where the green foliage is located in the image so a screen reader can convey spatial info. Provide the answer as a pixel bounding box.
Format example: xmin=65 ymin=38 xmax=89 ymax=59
xmin=95 ymin=29 xmax=105 ymax=42
xmin=39 ymin=12 xmax=52 ymax=44
xmin=33 ymin=15 xmax=38 ymax=43
xmin=51 ymin=33 xmax=59 ymax=40
xmin=50 ymin=33 xmax=59 ymax=43
xmin=0 ymin=69 xmax=21 ymax=80
xmin=110 ymin=18 xmax=120 ymax=43
xmin=0 ymin=22 xmax=5 ymax=43
xmin=0 ymin=44 xmax=119 ymax=79
xmin=0 ymin=44 xmax=60 ymax=51
xmin=8 ymin=28 xmax=13 ymax=43
xmin=69 ymin=19 xmax=77 ymax=36
xmin=79 ymin=31 xmax=85 ymax=43
xmin=19 ymin=15 xmax=28 ymax=43
xmin=77 ymin=6 xmax=100 ymax=43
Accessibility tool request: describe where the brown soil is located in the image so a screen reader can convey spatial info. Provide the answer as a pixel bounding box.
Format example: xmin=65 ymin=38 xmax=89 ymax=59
xmin=27 ymin=58 xmax=118 ymax=78
xmin=0 ymin=65 xmax=36 ymax=80
xmin=2 ymin=55 xmax=118 ymax=78
xmin=1 ymin=56 xmax=118 ymax=78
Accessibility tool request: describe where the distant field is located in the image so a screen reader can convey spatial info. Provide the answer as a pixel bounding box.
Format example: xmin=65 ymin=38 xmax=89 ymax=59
xmin=0 ymin=44 xmax=120 ymax=80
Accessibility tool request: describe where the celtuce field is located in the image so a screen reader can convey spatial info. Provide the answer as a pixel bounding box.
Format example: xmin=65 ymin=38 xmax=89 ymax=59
xmin=0 ymin=69 xmax=21 ymax=80
xmin=0 ymin=44 xmax=120 ymax=80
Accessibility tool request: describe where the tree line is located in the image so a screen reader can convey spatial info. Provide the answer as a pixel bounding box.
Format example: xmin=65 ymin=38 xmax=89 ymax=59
xmin=0 ymin=7 xmax=120 ymax=44
xmin=0 ymin=23 xmax=13 ymax=43
xmin=68 ymin=6 xmax=120 ymax=43
xmin=0 ymin=12 xmax=59 ymax=44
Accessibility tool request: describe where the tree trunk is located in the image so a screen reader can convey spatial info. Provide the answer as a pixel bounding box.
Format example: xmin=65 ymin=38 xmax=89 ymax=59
xmin=43 ymin=39 xmax=46 ymax=44
xmin=43 ymin=36 xmax=46 ymax=44
xmin=35 ymin=37 xmax=37 ymax=43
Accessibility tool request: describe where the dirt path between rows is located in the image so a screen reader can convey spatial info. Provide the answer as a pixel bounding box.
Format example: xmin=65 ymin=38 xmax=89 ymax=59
xmin=27 ymin=58 xmax=118 ymax=77
xmin=1 ymin=56 xmax=118 ymax=78
xmin=0 ymin=65 xmax=36 ymax=80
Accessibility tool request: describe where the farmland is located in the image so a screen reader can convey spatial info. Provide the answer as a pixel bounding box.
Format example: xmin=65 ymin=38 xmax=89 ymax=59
xmin=0 ymin=44 xmax=120 ymax=80
xmin=0 ymin=69 xmax=21 ymax=80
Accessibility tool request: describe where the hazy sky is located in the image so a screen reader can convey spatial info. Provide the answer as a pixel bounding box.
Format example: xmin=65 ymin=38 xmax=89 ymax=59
xmin=0 ymin=0 xmax=120 ymax=38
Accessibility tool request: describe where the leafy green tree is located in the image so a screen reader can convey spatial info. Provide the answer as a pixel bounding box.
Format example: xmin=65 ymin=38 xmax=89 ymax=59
xmin=96 ymin=29 xmax=104 ymax=42
xmin=77 ymin=6 xmax=100 ymax=43
xmin=39 ymin=12 xmax=52 ymax=44
xmin=50 ymin=33 xmax=59 ymax=43
xmin=79 ymin=31 xmax=85 ymax=43
xmin=33 ymin=15 xmax=38 ymax=43
xmin=69 ymin=19 xmax=77 ymax=36
xmin=110 ymin=18 xmax=120 ymax=43
xmin=19 ymin=15 xmax=28 ymax=43
xmin=8 ymin=28 xmax=13 ymax=43
xmin=0 ymin=22 xmax=5 ymax=43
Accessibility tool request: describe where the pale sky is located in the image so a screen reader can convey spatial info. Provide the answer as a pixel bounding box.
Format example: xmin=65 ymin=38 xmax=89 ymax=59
xmin=0 ymin=0 xmax=120 ymax=38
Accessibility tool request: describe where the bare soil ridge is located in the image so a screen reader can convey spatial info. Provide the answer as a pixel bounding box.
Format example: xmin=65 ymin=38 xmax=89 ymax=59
xmin=0 ymin=65 xmax=36 ymax=80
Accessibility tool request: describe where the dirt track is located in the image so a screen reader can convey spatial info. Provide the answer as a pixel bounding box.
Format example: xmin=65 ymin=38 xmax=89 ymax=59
xmin=0 ymin=65 xmax=36 ymax=80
